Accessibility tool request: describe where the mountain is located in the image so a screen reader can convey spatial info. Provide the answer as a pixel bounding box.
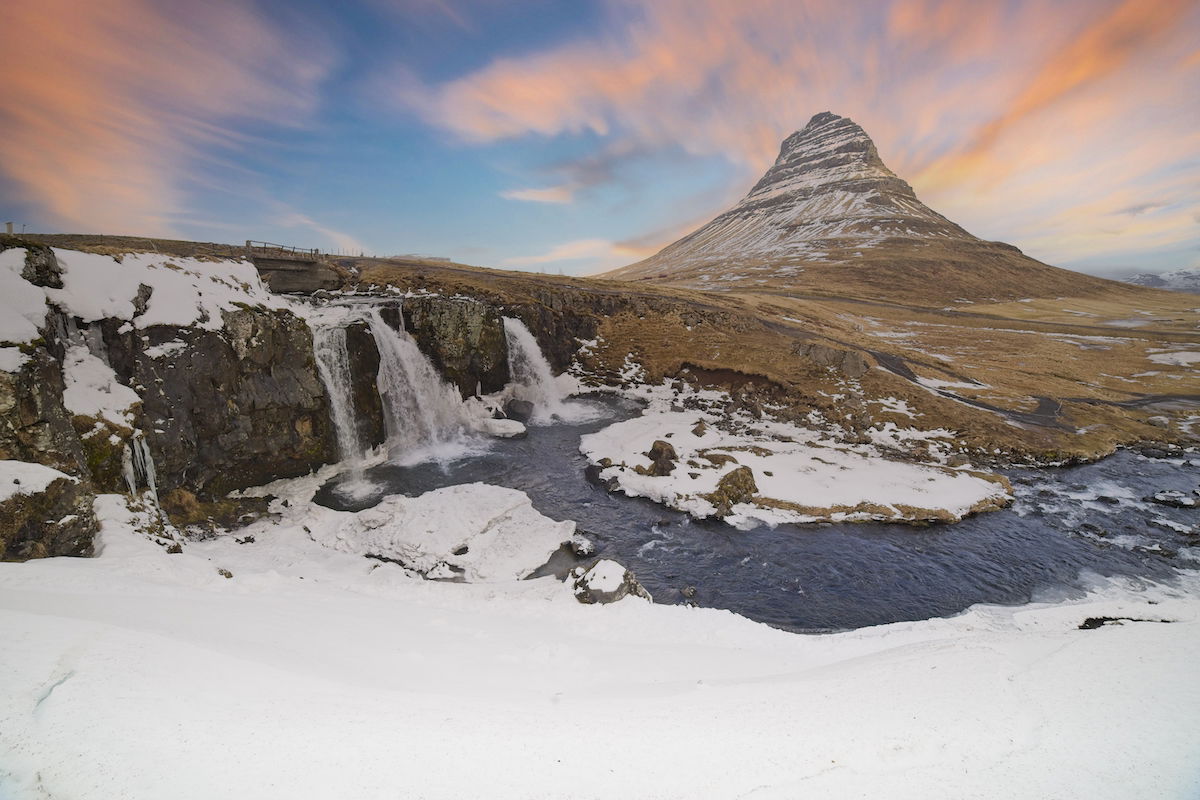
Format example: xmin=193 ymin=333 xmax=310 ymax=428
xmin=1123 ymin=268 xmax=1200 ymax=294
xmin=606 ymin=112 xmax=1116 ymax=304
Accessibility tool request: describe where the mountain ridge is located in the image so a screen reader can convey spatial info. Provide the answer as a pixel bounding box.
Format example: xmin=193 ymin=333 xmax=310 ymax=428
xmin=605 ymin=112 xmax=1119 ymax=304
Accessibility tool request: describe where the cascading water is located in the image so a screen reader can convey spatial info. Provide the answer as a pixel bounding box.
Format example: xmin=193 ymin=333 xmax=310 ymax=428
xmin=366 ymin=307 xmax=474 ymax=460
xmin=312 ymin=323 xmax=367 ymax=473
xmin=502 ymin=317 xmax=568 ymax=424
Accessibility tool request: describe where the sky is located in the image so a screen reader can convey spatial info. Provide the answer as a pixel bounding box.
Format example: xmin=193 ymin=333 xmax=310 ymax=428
xmin=0 ymin=0 xmax=1197 ymax=277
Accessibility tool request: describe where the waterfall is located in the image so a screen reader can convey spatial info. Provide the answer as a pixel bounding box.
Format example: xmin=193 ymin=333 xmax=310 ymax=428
xmin=366 ymin=308 xmax=472 ymax=458
xmin=312 ymin=323 xmax=367 ymax=474
xmin=503 ymin=317 xmax=567 ymax=424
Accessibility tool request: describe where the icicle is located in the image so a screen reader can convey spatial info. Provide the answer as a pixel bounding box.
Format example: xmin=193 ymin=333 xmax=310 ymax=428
xmin=121 ymin=431 xmax=158 ymax=502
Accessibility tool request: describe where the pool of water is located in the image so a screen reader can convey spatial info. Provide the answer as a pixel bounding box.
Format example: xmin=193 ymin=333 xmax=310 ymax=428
xmin=315 ymin=396 xmax=1200 ymax=632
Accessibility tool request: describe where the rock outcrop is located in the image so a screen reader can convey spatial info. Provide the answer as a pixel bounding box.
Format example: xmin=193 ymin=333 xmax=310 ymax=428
xmin=130 ymin=308 xmax=336 ymax=496
xmin=0 ymin=464 xmax=96 ymax=560
xmin=401 ymin=296 xmax=509 ymax=397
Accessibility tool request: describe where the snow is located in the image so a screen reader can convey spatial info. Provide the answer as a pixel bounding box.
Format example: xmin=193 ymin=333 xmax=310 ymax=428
xmin=309 ymin=483 xmax=573 ymax=581
xmin=0 ymin=248 xmax=48 ymax=344
xmin=0 ymin=491 xmax=1198 ymax=799
xmin=1149 ymin=351 xmax=1200 ymax=367
xmin=44 ymin=249 xmax=286 ymax=330
xmin=581 ymin=558 xmax=626 ymax=593
xmin=0 ymin=460 xmax=74 ymax=503
xmin=0 ymin=346 xmax=28 ymax=373
xmin=580 ymin=409 xmax=1010 ymax=526
xmin=60 ymin=344 xmax=141 ymax=427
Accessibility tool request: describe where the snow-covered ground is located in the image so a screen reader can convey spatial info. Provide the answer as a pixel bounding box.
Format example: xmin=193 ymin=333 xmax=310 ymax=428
xmin=1 ymin=480 xmax=1198 ymax=799
xmin=580 ymin=380 xmax=1010 ymax=526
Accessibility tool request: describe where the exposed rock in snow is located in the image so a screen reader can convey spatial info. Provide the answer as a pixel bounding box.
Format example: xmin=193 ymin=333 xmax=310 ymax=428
xmin=571 ymin=558 xmax=652 ymax=604
xmin=581 ymin=408 xmax=1011 ymax=526
xmin=0 ymin=460 xmax=95 ymax=560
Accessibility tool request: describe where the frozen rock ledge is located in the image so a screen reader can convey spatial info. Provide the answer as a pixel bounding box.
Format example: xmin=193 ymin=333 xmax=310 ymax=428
xmin=310 ymin=482 xmax=574 ymax=582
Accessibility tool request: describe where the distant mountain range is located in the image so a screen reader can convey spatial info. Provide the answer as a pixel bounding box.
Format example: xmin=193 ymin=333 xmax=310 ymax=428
xmin=606 ymin=112 xmax=1119 ymax=304
xmin=1122 ymin=268 xmax=1200 ymax=294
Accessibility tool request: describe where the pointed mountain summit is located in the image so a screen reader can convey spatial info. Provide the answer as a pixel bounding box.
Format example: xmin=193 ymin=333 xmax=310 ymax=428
xmin=606 ymin=112 xmax=1112 ymax=303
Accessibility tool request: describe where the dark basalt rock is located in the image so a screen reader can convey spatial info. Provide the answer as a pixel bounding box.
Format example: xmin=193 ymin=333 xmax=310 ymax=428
xmin=0 ymin=474 xmax=96 ymax=561
xmin=134 ymin=307 xmax=337 ymax=497
xmin=343 ymin=321 xmax=386 ymax=451
xmin=504 ymin=399 xmax=535 ymax=423
xmin=402 ymin=296 xmax=509 ymax=397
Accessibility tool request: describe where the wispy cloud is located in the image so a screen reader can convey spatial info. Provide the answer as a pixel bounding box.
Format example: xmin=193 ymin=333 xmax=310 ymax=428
xmin=0 ymin=0 xmax=333 ymax=235
xmin=500 ymin=185 xmax=576 ymax=204
xmin=276 ymin=210 xmax=367 ymax=255
xmin=502 ymin=237 xmax=641 ymax=272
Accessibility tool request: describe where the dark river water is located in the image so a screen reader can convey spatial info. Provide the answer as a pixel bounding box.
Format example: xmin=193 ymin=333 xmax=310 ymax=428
xmin=315 ymin=396 xmax=1200 ymax=632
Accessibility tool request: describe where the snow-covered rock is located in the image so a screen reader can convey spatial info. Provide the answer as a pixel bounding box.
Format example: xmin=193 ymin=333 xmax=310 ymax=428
xmin=312 ymin=483 xmax=574 ymax=581
xmin=571 ymin=559 xmax=652 ymax=604
xmin=581 ymin=409 xmax=1011 ymax=526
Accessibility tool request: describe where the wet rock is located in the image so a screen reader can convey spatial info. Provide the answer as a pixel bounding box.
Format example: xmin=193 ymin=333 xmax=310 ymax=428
xmin=0 ymin=472 xmax=96 ymax=561
xmin=504 ymin=399 xmax=535 ymax=423
xmin=571 ymin=559 xmax=653 ymax=604
xmin=1147 ymin=490 xmax=1198 ymax=509
xmin=402 ymin=297 xmax=509 ymax=397
xmin=568 ymin=532 xmax=596 ymax=557
xmin=1095 ymin=495 xmax=1121 ymax=505
xmin=342 ymin=321 xmax=386 ymax=450
xmin=704 ymin=466 xmax=758 ymax=517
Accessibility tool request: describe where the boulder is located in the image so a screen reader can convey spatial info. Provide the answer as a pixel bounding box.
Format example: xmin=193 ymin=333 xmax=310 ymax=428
xmin=1147 ymin=490 xmax=1198 ymax=509
xmin=639 ymin=439 xmax=677 ymax=477
xmin=571 ymin=559 xmax=652 ymax=604
xmin=704 ymin=466 xmax=759 ymax=517
xmin=505 ymin=399 xmax=535 ymax=423
xmin=0 ymin=462 xmax=96 ymax=561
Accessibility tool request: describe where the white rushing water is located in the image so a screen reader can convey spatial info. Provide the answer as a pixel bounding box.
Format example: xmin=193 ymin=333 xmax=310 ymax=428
xmin=367 ymin=307 xmax=474 ymax=460
xmin=503 ymin=317 xmax=568 ymax=424
xmin=312 ymin=324 xmax=367 ymax=471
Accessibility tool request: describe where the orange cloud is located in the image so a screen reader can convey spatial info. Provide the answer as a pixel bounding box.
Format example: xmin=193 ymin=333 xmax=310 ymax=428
xmin=399 ymin=0 xmax=1200 ymax=270
xmin=0 ymin=0 xmax=330 ymax=234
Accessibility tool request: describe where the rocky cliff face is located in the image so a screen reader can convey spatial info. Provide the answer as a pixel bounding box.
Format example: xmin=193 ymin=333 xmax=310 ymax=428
xmin=128 ymin=308 xmax=336 ymax=496
xmin=401 ymin=296 xmax=509 ymax=397
xmin=0 ymin=239 xmax=344 ymax=559
xmin=606 ymin=112 xmax=1116 ymax=303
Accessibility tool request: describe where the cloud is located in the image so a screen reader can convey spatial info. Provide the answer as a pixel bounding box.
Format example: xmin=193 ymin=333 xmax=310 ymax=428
xmin=502 ymin=238 xmax=640 ymax=272
xmin=0 ymin=0 xmax=333 ymax=235
xmin=276 ymin=210 xmax=367 ymax=255
xmin=500 ymin=185 xmax=575 ymax=204
xmin=395 ymin=0 xmax=1200 ymax=270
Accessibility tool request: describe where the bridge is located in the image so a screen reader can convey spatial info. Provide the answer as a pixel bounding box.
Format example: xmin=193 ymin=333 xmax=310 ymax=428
xmin=245 ymin=240 xmax=338 ymax=293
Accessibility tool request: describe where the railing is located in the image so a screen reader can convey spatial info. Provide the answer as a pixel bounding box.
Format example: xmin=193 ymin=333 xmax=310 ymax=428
xmin=245 ymin=240 xmax=321 ymax=261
